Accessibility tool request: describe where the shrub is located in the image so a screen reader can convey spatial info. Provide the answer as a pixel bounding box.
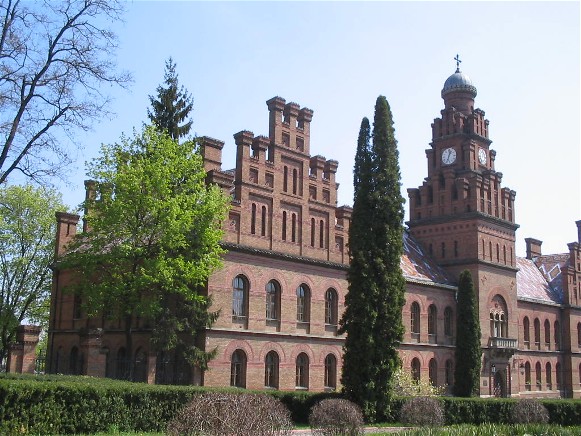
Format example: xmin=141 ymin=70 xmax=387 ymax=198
xmin=511 ymin=399 xmax=549 ymax=424
xmin=399 ymin=396 xmax=444 ymax=426
xmin=391 ymin=368 xmax=444 ymax=397
xmin=166 ymin=391 xmax=293 ymax=436
xmin=308 ymin=398 xmax=364 ymax=436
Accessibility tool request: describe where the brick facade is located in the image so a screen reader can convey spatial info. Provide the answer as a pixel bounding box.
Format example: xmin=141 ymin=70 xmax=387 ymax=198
xmin=47 ymin=69 xmax=581 ymax=398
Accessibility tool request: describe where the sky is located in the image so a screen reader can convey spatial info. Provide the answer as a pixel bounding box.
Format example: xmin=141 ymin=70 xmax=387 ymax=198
xmin=58 ymin=1 xmax=580 ymax=258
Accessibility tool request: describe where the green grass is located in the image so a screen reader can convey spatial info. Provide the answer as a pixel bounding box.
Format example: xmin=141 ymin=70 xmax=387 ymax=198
xmin=387 ymin=423 xmax=581 ymax=435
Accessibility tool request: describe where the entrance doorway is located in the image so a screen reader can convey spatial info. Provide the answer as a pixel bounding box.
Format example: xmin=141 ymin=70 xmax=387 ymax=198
xmin=493 ymin=371 xmax=506 ymax=397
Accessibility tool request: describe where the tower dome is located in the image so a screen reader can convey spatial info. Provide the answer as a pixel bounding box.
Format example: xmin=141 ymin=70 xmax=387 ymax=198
xmin=441 ymin=68 xmax=477 ymax=98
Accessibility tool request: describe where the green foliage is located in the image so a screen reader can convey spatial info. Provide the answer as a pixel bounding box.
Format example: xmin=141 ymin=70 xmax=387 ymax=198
xmin=453 ymin=270 xmax=481 ymax=397
xmin=0 ymin=184 xmax=67 ymax=363
xmin=61 ymin=126 xmax=229 ymax=373
xmin=0 ymin=374 xmax=339 ymax=433
xmin=341 ymin=97 xmax=406 ymax=422
xmin=397 ymin=423 xmax=581 ymax=436
xmin=148 ymin=58 xmax=194 ymax=141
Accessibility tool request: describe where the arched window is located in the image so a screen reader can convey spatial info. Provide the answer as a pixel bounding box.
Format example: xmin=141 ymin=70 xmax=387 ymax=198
xmin=546 ymin=362 xmax=552 ymax=390
xmin=266 ymin=280 xmax=280 ymax=321
xmin=282 ymin=211 xmax=287 ymax=241
xmin=428 ymin=305 xmax=437 ymax=343
xmin=535 ymin=362 xmax=542 ymax=390
xmin=73 ymin=294 xmax=82 ymax=319
xmin=292 ymin=168 xmax=298 ymax=195
xmin=283 ymin=166 xmax=288 ymax=192
xmin=444 ymin=307 xmax=453 ymax=337
xmin=578 ymin=323 xmax=581 ymax=348
xmin=411 ymin=358 xmax=420 ymax=382
xmin=534 ymin=318 xmax=541 ymax=349
xmin=291 ymin=213 xmax=297 ymax=242
xmin=319 ymin=220 xmax=324 ymax=248
xmin=296 ymin=353 xmax=309 ymax=389
xmin=556 ymin=362 xmax=562 ymax=389
xmin=525 ymin=362 xmax=531 ymax=391
xmin=523 ymin=317 xmax=530 ymax=348
xmin=555 ymin=321 xmax=561 ymax=350
xmin=261 ymin=206 xmax=267 ymax=236
xmin=310 ymin=218 xmax=315 ymax=247
xmin=544 ymin=319 xmax=551 ymax=349
xmin=325 ymin=288 xmax=338 ymax=325
xmin=490 ymin=295 xmax=508 ymax=338
xmin=296 ymin=284 xmax=310 ymax=322
xmin=265 ymin=351 xmax=279 ymax=389
xmin=232 ymin=275 xmax=248 ymax=318
xmin=115 ymin=347 xmax=127 ymax=380
xmin=429 ymin=359 xmax=437 ymax=386
xmin=445 ymin=359 xmax=454 ymax=386
xmin=133 ymin=348 xmax=147 ymax=383
xmin=324 ymin=354 xmax=337 ymax=390
xmin=251 ymin=203 xmax=256 ymax=234
xmin=411 ymin=302 xmax=420 ymax=341
xmin=70 ymin=346 xmax=82 ymax=376
xmin=231 ymin=349 xmax=247 ymax=388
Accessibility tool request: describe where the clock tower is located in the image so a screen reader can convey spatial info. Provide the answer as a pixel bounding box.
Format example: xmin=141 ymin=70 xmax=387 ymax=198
xmin=407 ymin=59 xmax=520 ymax=396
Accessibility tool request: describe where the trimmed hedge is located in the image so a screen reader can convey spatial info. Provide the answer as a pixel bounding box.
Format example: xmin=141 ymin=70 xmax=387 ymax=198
xmin=0 ymin=373 xmax=337 ymax=434
xmin=3 ymin=373 xmax=581 ymax=434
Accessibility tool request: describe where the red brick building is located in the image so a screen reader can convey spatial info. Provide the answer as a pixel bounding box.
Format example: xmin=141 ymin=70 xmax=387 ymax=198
xmin=47 ymin=67 xmax=581 ymax=397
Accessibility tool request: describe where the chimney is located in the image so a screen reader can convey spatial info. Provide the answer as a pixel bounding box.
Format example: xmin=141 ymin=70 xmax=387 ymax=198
xmin=576 ymin=220 xmax=581 ymax=243
xmin=525 ymin=237 xmax=543 ymax=260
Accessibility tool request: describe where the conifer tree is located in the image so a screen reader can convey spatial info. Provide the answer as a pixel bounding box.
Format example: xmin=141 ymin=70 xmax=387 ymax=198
xmin=148 ymin=58 xmax=193 ymax=141
xmin=454 ymin=269 xmax=482 ymax=396
xmin=340 ymin=96 xmax=406 ymax=422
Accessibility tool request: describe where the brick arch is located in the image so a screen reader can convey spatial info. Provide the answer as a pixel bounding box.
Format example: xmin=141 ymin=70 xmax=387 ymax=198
xmin=406 ymin=295 xmax=426 ymax=313
xmin=265 ymin=271 xmax=290 ymax=296
xmin=225 ymin=265 xmax=257 ymax=291
xmin=320 ymin=278 xmax=344 ymax=300
xmin=290 ymin=343 xmax=315 ymax=363
xmin=317 ymin=345 xmax=342 ymax=365
xmin=402 ymin=350 xmax=426 ymax=368
xmin=258 ymin=341 xmax=287 ymax=363
xmin=222 ymin=339 xmax=255 ymax=362
xmin=291 ymin=276 xmax=317 ymax=297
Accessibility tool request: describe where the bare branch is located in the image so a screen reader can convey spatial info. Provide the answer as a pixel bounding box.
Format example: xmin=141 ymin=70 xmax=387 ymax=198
xmin=0 ymin=0 xmax=132 ymax=186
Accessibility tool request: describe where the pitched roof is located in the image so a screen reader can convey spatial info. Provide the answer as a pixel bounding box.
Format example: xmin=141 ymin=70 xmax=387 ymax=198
xmin=401 ymin=231 xmax=454 ymax=287
xmin=516 ymin=255 xmax=566 ymax=304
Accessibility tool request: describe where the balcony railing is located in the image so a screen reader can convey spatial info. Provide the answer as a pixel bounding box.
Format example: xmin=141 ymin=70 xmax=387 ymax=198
xmin=489 ymin=337 xmax=517 ymax=350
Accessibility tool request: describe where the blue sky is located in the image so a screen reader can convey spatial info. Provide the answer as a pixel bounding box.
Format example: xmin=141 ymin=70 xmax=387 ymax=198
xmin=60 ymin=1 xmax=580 ymax=257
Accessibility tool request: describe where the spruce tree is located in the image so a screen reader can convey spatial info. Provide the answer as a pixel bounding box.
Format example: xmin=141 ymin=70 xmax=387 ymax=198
xmin=340 ymin=96 xmax=406 ymax=422
xmin=454 ymin=269 xmax=482 ymax=396
xmin=148 ymin=58 xmax=193 ymax=141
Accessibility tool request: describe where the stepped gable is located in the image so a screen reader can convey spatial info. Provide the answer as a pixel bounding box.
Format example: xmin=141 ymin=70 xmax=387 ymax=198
xmin=516 ymin=256 xmax=564 ymax=304
xmin=401 ymin=230 xmax=453 ymax=286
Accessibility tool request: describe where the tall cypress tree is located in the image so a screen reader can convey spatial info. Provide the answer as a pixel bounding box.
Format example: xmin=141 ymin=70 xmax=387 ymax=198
xmin=340 ymin=117 xmax=377 ymax=419
xmin=340 ymin=96 xmax=406 ymax=422
xmin=148 ymin=58 xmax=193 ymax=141
xmin=454 ymin=269 xmax=482 ymax=396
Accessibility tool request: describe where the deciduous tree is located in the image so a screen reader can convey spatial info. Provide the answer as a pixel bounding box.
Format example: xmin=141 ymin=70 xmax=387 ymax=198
xmin=0 ymin=184 xmax=66 ymax=363
xmin=61 ymin=126 xmax=229 ymax=379
xmin=0 ymin=0 xmax=131 ymax=185
xmin=148 ymin=58 xmax=193 ymax=142
xmin=340 ymin=96 xmax=406 ymax=421
xmin=454 ymin=269 xmax=482 ymax=396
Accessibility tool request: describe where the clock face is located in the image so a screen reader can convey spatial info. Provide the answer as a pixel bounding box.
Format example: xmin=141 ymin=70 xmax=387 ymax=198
xmin=441 ymin=147 xmax=456 ymax=165
xmin=478 ymin=148 xmax=487 ymax=165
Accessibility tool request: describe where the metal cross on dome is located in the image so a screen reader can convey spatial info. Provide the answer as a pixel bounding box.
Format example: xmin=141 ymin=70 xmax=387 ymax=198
xmin=454 ymin=54 xmax=461 ymax=72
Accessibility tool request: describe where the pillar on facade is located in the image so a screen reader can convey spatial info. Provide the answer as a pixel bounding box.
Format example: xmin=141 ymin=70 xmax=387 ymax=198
xmin=80 ymin=328 xmax=107 ymax=377
xmin=7 ymin=325 xmax=41 ymax=374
